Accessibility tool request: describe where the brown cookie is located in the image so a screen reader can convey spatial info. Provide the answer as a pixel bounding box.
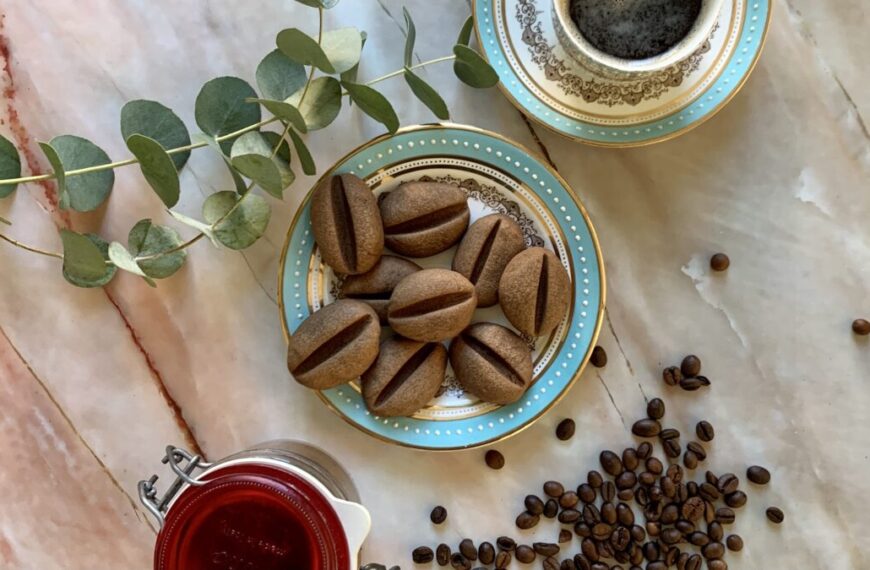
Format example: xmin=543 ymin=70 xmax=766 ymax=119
xmin=287 ymin=299 xmax=380 ymax=390
xmin=311 ymin=173 xmax=384 ymax=275
xmin=340 ymin=255 xmax=422 ymax=323
xmin=362 ymin=336 xmax=447 ymax=417
xmin=452 ymin=214 xmax=525 ymax=307
xmin=449 ymin=322 xmax=533 ymax=405
xmin=379 ymin=181 xmax=470 ymax=257
xmin=498 ymin=247 xmax=570 ymax=337
xmin=387 ymin=268 xmax=477 ymax=342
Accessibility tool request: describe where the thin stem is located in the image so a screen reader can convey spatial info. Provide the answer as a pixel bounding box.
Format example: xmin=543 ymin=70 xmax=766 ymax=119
xmin=0 ymin=232 xmax=64 ymax=259
xmin=135 ymin=232 xmax=205 ymax=262
xmin=363 ymin=55 xmax=457 ymax=87
xmin=297 ymin=7 xmax=323 ymax=108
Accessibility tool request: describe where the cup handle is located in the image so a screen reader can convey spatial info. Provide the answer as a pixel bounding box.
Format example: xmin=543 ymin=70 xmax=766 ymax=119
xmin=329 ymin=497 xmax=372 ymax=568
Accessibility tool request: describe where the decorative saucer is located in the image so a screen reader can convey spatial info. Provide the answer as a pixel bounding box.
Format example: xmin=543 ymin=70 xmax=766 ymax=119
xmin=278 ymin=124 xmax=605 ymax=450
xmin=473 ymin=0 xmax=772 ymax=146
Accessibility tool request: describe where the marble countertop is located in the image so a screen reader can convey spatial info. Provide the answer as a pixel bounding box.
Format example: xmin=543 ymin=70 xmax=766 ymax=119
xmin=0 ymin=0 xmax=867 ymax=568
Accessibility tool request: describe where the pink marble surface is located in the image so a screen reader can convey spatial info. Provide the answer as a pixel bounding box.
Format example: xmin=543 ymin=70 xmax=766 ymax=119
xmin=0 ymin=0 xmax=868 ymax=568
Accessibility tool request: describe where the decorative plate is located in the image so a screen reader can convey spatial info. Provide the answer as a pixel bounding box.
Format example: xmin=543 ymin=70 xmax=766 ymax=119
xmin=279 ymin=124 xmax=604 ymax=450
xmin=473 ymin=0 xmax=771 ymax=146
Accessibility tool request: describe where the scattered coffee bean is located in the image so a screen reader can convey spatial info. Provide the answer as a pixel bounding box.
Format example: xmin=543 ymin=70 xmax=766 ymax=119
xmin=686 ymin=554 xmax=702 ymax=570
xmin=602 ymin=481 xmax=617 ymax=503
xmin=622 ymin=447 xmax=639 ymax=470
xmin=617 ymin=488 xmax=634 ymax=501
xmin=696 ymin=421 xmax=715 ymax=442
xmin=661 ymin=504 xmax=679 ymax=524
xmin=459 ymin=539 xmax=477 ymax=561
xmin=681 ymin=355 xmax=702 ymax=377
xmin=663 ymin=366 xmax=683 ymax=386
xmin=516 ymin=511 xmax=540 ymax=529
xmin=726 ymin=534 xmax=743 ymax=551
xmin=525 ymin=494 xmax=544 ymax=515
xmin=710 ymin=253 xmax=730 ymax=272
xmin=542 ymin=556 xmax=559 ymax=570
xmin=516 ymin=545 xmax=535 ymax=563
xmin=600 ymin=450 xmax=624 ymax=476
xmin=705 ymin=470 xmax=719 ymax=486
xmin=679 ymin=376 xmax=709 ymax=391
xmin=661 ymin=476 xmax=676 ymax=498
xmin=544 ymin=498 xmax=559 ymax=518
xmin=485 ymin=450 xmax=505 ymax=470
xmin=430 ymin=505 xmax=448 ymax=524
xmin=689 ymin=531 xmax=710 ymax=547
xmin=646 ymin=398 xmax=666 ymax=420
xmin=556 ymin=418 xmax=576 ymax=441
xmin=715 ymin=507 xmax=735 ymax=524
xmin=610 ymin=526 xmax=631 ymax=551
xmin=496 ymin=536 xmax=516 ymax=551
xmin=495 ymin=550 xmax=511 ymax=569
xmin=632 ymin=418 xmax=662 ymax=437
xmin=702 ymin=542 xmax=725 ymax=560
xmin=699 ymin=482 xmax=719 ymax=502
xmin=559 ymin=560 xmax=574 ymax=570
xmin=544 ymin=481 xmax=565 ymax=497
xmin=590 ymin=345 xmax=608 ymax=367
xmin=708 ymin=521 xmax=724 ymax=542
xmin=560 ymin=491 xmax=580 ymax=509
xmin=687 ymin=481 xmax=699 ymax=497
xmin=436 ymin=543 xmax=451 ymax=565
xmin=450 ymin=554 xmax=470 ymax=570
xmin=716 ymin=473 xmax=739 ymax=495
xmin=747 ymin=465 xmax=771 ymax=485
xmin=647 ymin=457 xmax=664 ymax=474
xmin=725 ymin=491 xmax=747 ymax=508
xmin=534 ymin=542 xmax=560 ymax=557
xmin=573 ymin=554 xmax=592 ymax=570
xmin=705 ymin=500 xmax=716 ymax=524
xmin=663 ymin=438 xmax=682 ymax=458
xmin=766 ymin=506 xmax=784 ymax=524
xmin=661 ymin=528 xmax=682 ymax=545
xmin=574 ymin=522 xmax=591 ymax=538
xmin=559 ymin=509 xmax=581 ymax=524
xmin=682 ymin=497 xmax=705 ymax=522
xmin=643 ymin=541 xmax=660 ymax=562
xmin=853 ymin=318 xmax=870 ymax=336
xmin=588 ymin=470 xmax=604 ymax=488
xmin=616 ymin=471 xmax=637 ymax=490
xmin=636 ymin=441 xmax=652 ymax=459
xmin=676 ymin=552 xmax=690 ymax=570
xmin=617 ymin=503 xmax=635 ymax=526
xmin=413 ymin=546 xmax=435 ymax=563
xmin=683 ymin=450 xmax=699 ymax=470
xmin=601 ymin=502 xmax=617 ymax=524
xmin=578 ymin=483 xmax=597 ymax=503
xmin=558 ymin=529 xmax=572 ymax=543
xmin=583 ymin=504 xmax=602 ymax=525
xmin=660 ymin=428 xmax=681 ymax=441
xmin=708 ymin=560 xmax=728 ymax=570
xmin=686 ymin=441 xmax=707 ymax=461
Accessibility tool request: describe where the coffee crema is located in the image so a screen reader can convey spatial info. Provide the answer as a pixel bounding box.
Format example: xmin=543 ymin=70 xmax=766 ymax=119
xmin=569 ymin=0 xmax=703 ymax=60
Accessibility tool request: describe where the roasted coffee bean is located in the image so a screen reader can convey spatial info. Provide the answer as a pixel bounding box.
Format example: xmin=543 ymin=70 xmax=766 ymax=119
xmin=542 ymin=556 xmax=560 ymax=570
xmin=559 ymin=509 xmax=582 ymax=524
xmin=705 ymin=470 xmax=719 ymax=486
xmin=689 ymin=531 xmax=710 ymax=547
xmin=747 ymin=465 xmax=771 ymax=485
xmin=686 ymin=441 xmax=707 ymax=461
xmin=646 ymin=398 xmax=666 ymax=420
xmin=710 ymin=253 xmax=730 ymax=272
xmin=696 ymin=421 xmax=715 ymax=442
xmin=617 ymin=503 xmax=635 ymax=526
xmin=534 ymin=543 xmax=560 ymax=557
xmin=560 ymin=491 xmax=580 ymax=509
xmin=601 ymin=502 xmax=617 ymax=524
xmin=647 ymin=457 xmax=664 ymax=474
xmin=589 ymin=564 xmax=608 ymax=570
xmin=666 ymin=547 xmax=680 ymax=567
xmin=638 ymin=472 xmax=656 ymax=487
xmin=659 ymin=428 xmax=681 ymax=441
xmin=590 ymin=346 xmax=608 ymax=368
xmin=573 ymin=554 xmax=592 ymax=570
xmin=676 ymin=552 xmax=690 ymax=570
xmin=583 ymin=504 xmax=602 ymax=525
xmin=495 ymin=550 xmax=512 ymax=569
xmin=708 ymin=521 xmax=724 ymax=542
xmin=663 ymin=438 xmax=681 ymax=458
xmin=635 ymin=486 xmax=650 ymax=506
xmin=630 ymin=547 xmax=645 ymax=567
xmin=646 ymin=521 xmax=661 ymax=537
xmin=436 ymin=543 xmax=451 ymax=565
xmin=616 ymin=471 xmax=637 ymax=490
xmin=702 ymin=543 xmax=725 ymax=560
xmin=680 ymin=355 xmax=702 ymax=377
xmin=287 ymin=300 xmax=380 ymax=390
xmin=679 ymin=377 xmax=708 ymax=391
xmin=544 ymin=499 xmax=559 ymax=518
xmin=614 ymin=551 xmax=630 ymax=565
xmin=699 ymin=483 xmax=719 ymax=502
xmin=485 ymin=449 xmax=505 ymax=470
xmin=637 ymin=442 xmax=653 ymax=459
xmin=686 ymin=554 xmax=702 ymax=570
xmin=496 ymin=536 xmax=516 ymax=551
xmin=647 ymin=562 xmax=667 ymax=570
xmin=431 ymin=505 xmax=448 ymax=524
xmin=556 ymin=418 xmax=576 ymax=441
xmin=459 ymin=539 xmax=477 ymax=560
xmin=661 ymin=504 xmax=679 ymax=525
xmin=450 ymin=322 xmax=533 ymax=404
xmin=311 ymin=173 xmax=384 ymax=275
xmin=525 ymin=494 xmax=545 ymax=515
xmin=340 ymin=255 xmax=421 ymax=323
xmin=708 ymin=560 xmax=728 ymax=570
xmin=726 ymin=535 xmax=743 ymax=551
xmin=643 ymin=541 xmax=660 ymax=562
xmin=661 ymin=476 xmax=676 ymax=498
xmin=515 ymin=545 xmax=535 ymax=563
xmin=686 ymin=481 xmax=699 ymax=497
xmin=675 ymin=483 xmax=689 ymax=503
xmin=766 ymin=506 xmax=784 ymax=524
xmin=582 ymin=538 xmax=599 ymax=562
xmin=632 ymin=419 xmax=662 ymax=438
xmin=413 ymin=546 xmax=435 ymax=563
xmin=380 ymin=180 xmax=469 ymax=257
xmin=575 ymin=523 xmax=592 ymax=538
xmin=578 ymin=483 xmax=597 ymax=504
xmin=499 ymin=247 xmax=571 ymax=337
xmin=588 ymin=470 xmax=604 ymax=488
xmin=715 ymin=507 xmax=735 ymax=524
xmin=683 ymin=450 xmax=699 ymax=470
xmin=682 ymin=497 xmax=705 ymax=522
xmin=675 ymin=520 xmax=695 ymax=535
xmin=853 ymin=318 xmax=870 ymax=335
xmin=661 ymin=528 xmax=682 ymax=545
xmin=452 ymin=214 xmax=525 ymax=307
xmin=544 ymin=481 xmax=565 ymax=497
xmin=516 ymin=511 xmax=540 ymax=529
xmin=611 ymin=526 xmax=631 ymax=551
xmin=602 ymin=481 xmax=617 ymax=503
xmin=560 ymin=560 xmax=574 ymax=570
xmin=591 ymin=523 xmax=613 ymax=541
xmin=622 ymin=447 xmax=640 ymax=471
xmin=596 ymin=540 xmax=614 ymax=559
xmin=600 ymin=450 xmax=624 ymax=476
xmin=559 ymin=529 xmax=572 ymax=544
xmin=363 ymin=336 xmax=447 ymax=417
xmin=724 ymin=491 xmax=747 ymax=508
xmin=618 ymin=488 xmax=635 ymax=501
xmin=705 ymin=500 xmax=716 ymax=525
xmin=716 ymin=473 xmax=739 ymax=495
xmin=643 ymin=501 xmax=663 ymax=522
xmin=648 ymin=485 xmax=663 ymax=503
xmin=390 ymin=269 xmax=477 ymax=342
xmin=663 ymin=366 xmax=683 ymax=386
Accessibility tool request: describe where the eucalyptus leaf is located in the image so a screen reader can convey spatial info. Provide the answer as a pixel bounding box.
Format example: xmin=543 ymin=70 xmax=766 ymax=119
xmin=247 ymin=98 xmax=307 ymax=133
xmin=128 ymin=219 xmax=186 ymax=279
xmin=192 ymin=133 xmax=248 ymax=194
xmin=404 ymin=69 xmax=450 ymax=120
xmin=0 ymin=134 xmax=21 ymax=198
xmin=109 ymin=241 xmax=156 ymax=286
xmin=341 ymin=81 xmax=399 ymax=133
xmin=321 ymin=28 xmax=363 ymax=74
xmin=340 ymin=31 xmax=367 ymax=85
xmin=277 ymin=28 xmax=335 ymax=73
xmin=195 ymin=77 xmax=261 ymax=153
xmin=256 ymin=49 xmax=307 ymax=101
xmin=169 ymin=210 xmax=219 ymax=247
xmin=60 ymin=230 xmax=116 ymax=288
xmin=126 ymin=134 xmax=180 ymax=208
xmin=403 ymin=8 xmax=416 ymax=67
xmin=288 ymin=77 xmax=342 ymax=131
xmin=288 ymin=129 xmax=316 ymax=176
xmin=203 ymin=191 xmax=271 ymax=250
xmin=120 ymin=100 xmax=191 ymax=170
xmin=261 ymin=131 xmax=292 ymax=164
xmin=293 ymin=0 xmax=340 ymax=8
xmin=453 ymin=44 xmax=500 ymax=88
xmin=457 ymin=16 xmax=474 ymax=46
xmin=48 ymin=135 xmax=115 ymax=212
xmin=230 ymin=132 xmax=294 ymax=198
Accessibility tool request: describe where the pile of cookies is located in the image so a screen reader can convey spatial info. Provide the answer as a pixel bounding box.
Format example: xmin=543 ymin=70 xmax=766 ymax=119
xmin=286 ymin=173 xmax=570 ymax=417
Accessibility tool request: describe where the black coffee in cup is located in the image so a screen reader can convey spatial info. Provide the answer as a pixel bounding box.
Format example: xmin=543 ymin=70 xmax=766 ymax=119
xmin=569 ymin=0 xmax=703 ymax=60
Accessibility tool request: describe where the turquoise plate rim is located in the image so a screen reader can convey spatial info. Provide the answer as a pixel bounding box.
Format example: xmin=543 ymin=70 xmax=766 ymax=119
xmin=473 ymin=0 xmax=772 ymax=147
xmin=278 ymin=123 xmax=605 ymax=450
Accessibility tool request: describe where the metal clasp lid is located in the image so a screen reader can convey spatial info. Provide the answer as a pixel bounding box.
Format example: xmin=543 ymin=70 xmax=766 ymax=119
xmin=138 ymin=446 xmax=213 ymax=529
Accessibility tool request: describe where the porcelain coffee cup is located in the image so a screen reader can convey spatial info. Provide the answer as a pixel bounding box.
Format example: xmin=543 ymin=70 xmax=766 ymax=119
xmin=552 ymin=0 xmax=725 ymax=79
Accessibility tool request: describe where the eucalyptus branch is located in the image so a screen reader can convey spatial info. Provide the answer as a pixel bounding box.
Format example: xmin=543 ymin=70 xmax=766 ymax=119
xmin=364 ymin=55 xmax=457 ymax=87
xmin=0 ymin=232 xmax=64 ymax=259
xmin=297 ymin=7 xmax=323 ymax=107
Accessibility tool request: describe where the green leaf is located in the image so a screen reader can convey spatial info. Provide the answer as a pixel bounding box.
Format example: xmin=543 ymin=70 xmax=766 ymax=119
xmin=277 ymin=28 xmax=334 ymax=73
xmin=0 ymin=134 xmax=21 ymax=198
xmin=293 ymin=0 xmax=340 ymax=8
xmin=340 ymin=31 xmax=367 ymax=85
xmin=191 ymin=133 xmax=247 ymax=194
xmin=404 ymin=69 xmax=450 ymax=120
xmin=261 ymin=131 xmax=292 ymax=164
xmin=341 ymin=81 xmax=399 ymax=133
xmin=38 ymin=142 xmax=66 ymax=205
xmin=453 ymin=44 xmax=500 ymax=88
xmin=47 ymin=135 xmax=114 ymax=212
xmin=403 ymin=8 xmax=416 ymax=67
xmin=128 ymin=219 xmax=186 ymax=279
xmin=247 ymin=98 xmax=307 ymax=133
xmin=120 ymin=100 xmax=191 ymax=171
xmin=321 ymin=28 xmax=363 ymax=74
xmin=195 ymin=77 xmax=261 ymax=154
xmin=125 ymin=134 xmax=180 ymax=208
xmin=288 ymin=77 xmax=342 ymax=131
xmin=256 ymin=49 xmax=307 ymax=101
xmin=169 ymin=210 xmax=219 ymax=247
xmin=288 ymin=129 xmax=316 ymax=176
xmin=108 ymin=241 xmax=156 ymax=287
xmin=203 ymin=191 xmax=271 ymax=250
xmin=230 ymin=132 xmax=294 ymax=198
xmin=60 ymin=230 xmax=116 ymax=288
xmin=457 ymin=16 xmax=474 ymax=46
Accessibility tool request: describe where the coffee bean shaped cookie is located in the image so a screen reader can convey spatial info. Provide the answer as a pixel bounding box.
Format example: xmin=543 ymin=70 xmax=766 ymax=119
xmin=340 ymin=255 xmax=422 ymax=323
xmin=311 ymin=173 xmax=384 ymax=275
xmin=452 ymin=214 xmax=525 ymax=307
xmin=379 ymin=181 xmax=470 ymax=257
xmin=287 ymin=300 xmax=380 ymax=390
xmin=449 ymin=322 xmax=533 ymax=405
xmin=362 ymin=336 xmax=447 ymax=417
xmin=387 ymin=268 xmax=477 ymax=342
xmin=498 ymin=247 xmax=570 ymax=337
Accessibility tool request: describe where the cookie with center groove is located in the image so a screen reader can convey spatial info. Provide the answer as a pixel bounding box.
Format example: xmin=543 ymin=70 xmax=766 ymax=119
xmin=340 ymin=255 xmax=422 ymax=323
xmin=362 ymin=335 xmax=447 ymax=417
xmin=498 ymin=247 xmax=570 ymax=337
xmin=379 ymin=181 xmax=470 ymax=257
xmin=452 ymin=213 xmax=525 ymax=307
xmin=387 ymin=268 xmax=477 ymax=342
xmin=449 ymin=322 xmax=533 ymax=404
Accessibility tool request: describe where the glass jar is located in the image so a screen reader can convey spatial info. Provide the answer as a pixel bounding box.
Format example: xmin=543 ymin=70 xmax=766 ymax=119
xmin=139 ymin=441 xmax=370 ymax=570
